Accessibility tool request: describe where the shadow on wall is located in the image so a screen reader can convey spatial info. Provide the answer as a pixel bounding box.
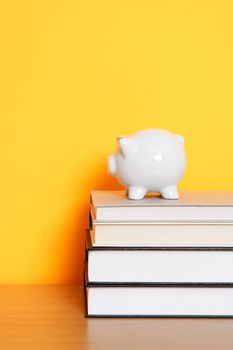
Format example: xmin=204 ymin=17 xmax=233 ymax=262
xmin=52 ymin=162 xmax=122 ymax=284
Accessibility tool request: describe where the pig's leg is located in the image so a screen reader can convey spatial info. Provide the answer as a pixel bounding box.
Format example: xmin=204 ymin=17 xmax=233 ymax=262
xmin=160 ymin=185 xmax=179 ymax=200
xmin=128 ymin=186 xmax=147 ymax=200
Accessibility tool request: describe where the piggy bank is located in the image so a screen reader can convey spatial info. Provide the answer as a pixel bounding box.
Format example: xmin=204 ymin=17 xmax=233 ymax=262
xmin=108 ymin=129 xmax=186 ymax=200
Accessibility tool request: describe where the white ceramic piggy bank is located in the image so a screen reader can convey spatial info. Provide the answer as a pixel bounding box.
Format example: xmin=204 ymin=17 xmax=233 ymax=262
xmin=108 ymin=129 xmax=186 ymax=200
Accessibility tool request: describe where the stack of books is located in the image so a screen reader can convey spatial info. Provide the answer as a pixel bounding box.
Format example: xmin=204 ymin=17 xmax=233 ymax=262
xmin=84 ymin=190 xmax=233 ymax=317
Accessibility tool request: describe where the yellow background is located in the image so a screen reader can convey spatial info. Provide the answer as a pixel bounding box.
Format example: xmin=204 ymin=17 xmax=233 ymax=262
xmin=0 ymin=0 xmax=233 ymax=284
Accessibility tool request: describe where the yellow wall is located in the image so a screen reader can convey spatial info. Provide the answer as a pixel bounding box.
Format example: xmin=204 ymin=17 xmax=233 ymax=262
xmin=0 ymin=0 xmax=233 ymax=284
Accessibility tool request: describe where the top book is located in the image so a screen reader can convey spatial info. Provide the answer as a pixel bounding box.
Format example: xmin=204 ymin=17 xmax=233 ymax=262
xmin=90 ymin=191 xmax=233 ymax=222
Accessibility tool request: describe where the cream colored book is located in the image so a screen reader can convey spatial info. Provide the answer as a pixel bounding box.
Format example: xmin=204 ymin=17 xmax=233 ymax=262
xmin=90 ymin=222 xmax=233 ymax=247
xmin=90 ymin=190 xmax=233 ymax=222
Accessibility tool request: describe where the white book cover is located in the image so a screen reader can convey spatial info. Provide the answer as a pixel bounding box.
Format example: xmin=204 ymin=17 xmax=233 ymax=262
xmin=87 ymin=248 xmax=233 ymax=283
xmin=86 ymin=286 xmax=233 ymax=317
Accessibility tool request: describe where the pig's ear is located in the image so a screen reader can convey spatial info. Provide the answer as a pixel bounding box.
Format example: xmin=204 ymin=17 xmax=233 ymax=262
xmin=117 ymin=137 xmax=138 ymax=158
xmin=175 ymin=134 xmax=184 ymax=144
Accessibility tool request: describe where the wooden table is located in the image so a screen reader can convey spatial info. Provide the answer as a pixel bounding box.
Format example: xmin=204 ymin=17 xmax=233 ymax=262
xmin=1 ymin=286 xmax=233 ymax=349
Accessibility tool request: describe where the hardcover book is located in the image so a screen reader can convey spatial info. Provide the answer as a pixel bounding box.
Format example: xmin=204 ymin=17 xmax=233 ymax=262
xmin=85 ymin=283 xmax=233 ymax=318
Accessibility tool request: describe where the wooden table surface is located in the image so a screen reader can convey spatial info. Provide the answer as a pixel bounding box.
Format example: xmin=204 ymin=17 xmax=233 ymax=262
xmin=1 ymin=286 xmax=233 ymax=349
